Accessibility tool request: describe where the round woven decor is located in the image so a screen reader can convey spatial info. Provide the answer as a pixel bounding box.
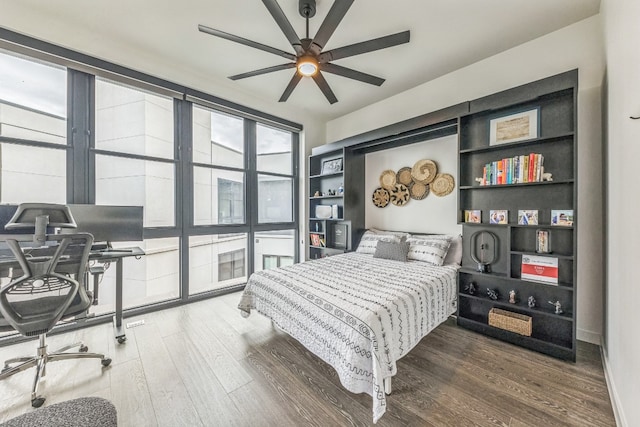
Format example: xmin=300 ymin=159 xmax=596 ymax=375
xmin=379 ymin=170 xmax=397 ymax=190
xmin=396 ymin=167 xmax=413 ymax=186
xmin=411 ymin=159 xmax=438 ymax=184
xmin=431 ymin=173 xmax=455 ymax=197
xmin=372 ymin=187 xmax=390 ymax=208
xmin=390 ymin=183 xmax=410 ymax=206
xmin=409 ymin=181 xmax=429 ymax=200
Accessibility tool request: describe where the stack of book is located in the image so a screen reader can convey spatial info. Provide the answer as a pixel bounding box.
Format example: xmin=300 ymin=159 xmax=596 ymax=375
xmin=480 ymin=153 xmax=544 ymax=186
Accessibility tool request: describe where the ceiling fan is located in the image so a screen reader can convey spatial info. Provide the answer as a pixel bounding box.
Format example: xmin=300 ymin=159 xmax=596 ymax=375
xmin=198 ymin=0 xmax=410 ymax=104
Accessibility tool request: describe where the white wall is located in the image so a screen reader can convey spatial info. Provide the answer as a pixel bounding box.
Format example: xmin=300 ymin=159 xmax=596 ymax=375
xmin=602 ymin=1 xmax=640 ymax=425
xmin=326 ymin=16 xmax=606 ymax=344
xmin=365 ymin=135 xmax=460 ymax=235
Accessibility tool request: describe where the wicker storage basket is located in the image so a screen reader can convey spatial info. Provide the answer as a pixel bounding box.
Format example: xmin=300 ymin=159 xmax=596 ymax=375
xmin=488 ymin=308 xmax=532 ymax=336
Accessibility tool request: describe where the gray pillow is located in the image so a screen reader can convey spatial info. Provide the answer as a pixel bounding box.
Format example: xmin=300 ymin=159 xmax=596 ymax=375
xmin=373 ymin=240 xmax=410 ymax=262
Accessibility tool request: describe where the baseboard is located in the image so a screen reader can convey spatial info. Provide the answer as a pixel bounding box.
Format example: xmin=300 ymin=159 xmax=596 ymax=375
xmin=600 ymin=338 xmax=627 ymax=427
xmin=577 ymin=328 xmax=601 ymax=345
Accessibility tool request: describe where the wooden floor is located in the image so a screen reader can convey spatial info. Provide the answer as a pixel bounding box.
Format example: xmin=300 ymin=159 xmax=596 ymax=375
xmin=0 ymin=292 xmax=615 ymax=426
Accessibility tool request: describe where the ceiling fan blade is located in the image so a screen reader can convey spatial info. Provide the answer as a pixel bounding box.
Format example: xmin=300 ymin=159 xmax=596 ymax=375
xmin=198 ymin=24 xmax=296 ymax=61
xmin=312 ymin=71 xmax=338 ymax=104
xmin=230 ymin=63 xmax=296 ymax=80
xmin=318 ymin=30 xmax=410 ymax=63
xmin=262 ymin=0 xmax=304 ymax=56
xmin=320 ymin=63 xmax=384 ymax=86
xmin=309 ymin=0 xmax=354 ymax=56
xmin=279 ymin=72 xmax=303 ymax=102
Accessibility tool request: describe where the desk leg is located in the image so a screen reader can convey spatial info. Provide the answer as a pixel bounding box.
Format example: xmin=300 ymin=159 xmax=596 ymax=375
xmin=112 ymin=258 xmax=126 ymax=344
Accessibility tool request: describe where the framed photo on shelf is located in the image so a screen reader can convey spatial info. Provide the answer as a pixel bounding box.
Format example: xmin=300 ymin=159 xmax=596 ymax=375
xmin=489 ymin=210 xmax=508 ymax=224
xmin=521 ymin=254 xmax=558 ymax=284
xmin=464 ymin=210 xmax=481 ymax=223
xmin=321 ymin=158 xmax=343 ymax=175
xmin=310 ymin=233 xmax=321 ymax=247
xmin=489 ymin=107 xmax=540 ymax=146
xmin=518 ymin=209 xmax=538 ymax=225
xmin=551 ymin=209 xmax=574 ymax=226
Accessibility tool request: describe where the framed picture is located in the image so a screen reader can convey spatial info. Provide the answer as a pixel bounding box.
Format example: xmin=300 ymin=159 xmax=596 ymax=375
xmin=464 ymin=210 xmax=481 ymax=223
xmin=489 ymin=108 xmax=540 ymax=146
xmin=310 ymin=233 xmax=321 ymax=247
xmin=518 ymin=209 xmax=538 ymax=225
xmin=489 ymin=210 xmax=508 ymax=224
xmin=551 ymin=209 xmax=574 ymax=226
xmin=321 ymin=158 xmax=343 ymax=175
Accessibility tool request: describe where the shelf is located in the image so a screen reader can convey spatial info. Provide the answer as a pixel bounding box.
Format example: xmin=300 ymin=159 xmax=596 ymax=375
xmin=310 ymin=195 xmax=344 ymax=199
xmin=459 ymin=223 xmax=574 ymax=230
xmin=309 ymin=231 xmax=325 ymax=235
xmin=309 ymin=245 xmax=326 ymax=249
xmin=459 ymin=268 xmax=573 ymax=290
xmin=459 ymin=132 xmax=575 ymax=154
xmin=459 ymin=179 xmax=573 ymax=190
xmin=458 ymin=293 xmax=573 ymax=321
xmin=310 ymin=172 xmax=343 ymax=179
xmin=309 ymin=217 xmax=344 ymax=221
xmin=510 ymin=250 xmax=573 ymax=260
xmin=456 ymin=317 xmax=574 ymax=360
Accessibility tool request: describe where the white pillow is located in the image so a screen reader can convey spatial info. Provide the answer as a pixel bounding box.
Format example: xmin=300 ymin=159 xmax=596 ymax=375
xmin=406 ymin=235 xmax=452 ymax=265
xmin=368 ymin=228 xmax=410 ymax=241
xmin=410 ymin=234 xmax=463 ymax=266
xmin=356 ymin=230 xmax=402 ymax=254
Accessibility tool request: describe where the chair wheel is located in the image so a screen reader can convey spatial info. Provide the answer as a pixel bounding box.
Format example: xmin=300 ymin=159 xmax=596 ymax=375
xmin=31 ymin=397 xmax=45 ymax=408
xmin=117 ymin=336 xmax=126 ymax=344
xmin=79 ymin=345 xmax=88 ymax=352
xmin=101 ymin=358 xmax=112 ymax=367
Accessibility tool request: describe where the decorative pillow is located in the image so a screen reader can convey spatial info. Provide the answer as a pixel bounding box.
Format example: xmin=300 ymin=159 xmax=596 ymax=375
xmin=356 ymin=230 xmax=402 ymax=254
xmin=373 ymin=240 xmax=410 ymax=262
xmin=406 ymin=235 xmax=452 ymax=265
xmin=368 ymin=228 xmax=410 ymax=241
xmin=443 ymin=234 xmax=463 ymax=266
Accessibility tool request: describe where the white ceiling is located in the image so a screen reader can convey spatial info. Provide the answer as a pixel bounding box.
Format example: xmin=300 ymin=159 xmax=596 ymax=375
xmin=0 ymin=0 xmax=600 ymax=123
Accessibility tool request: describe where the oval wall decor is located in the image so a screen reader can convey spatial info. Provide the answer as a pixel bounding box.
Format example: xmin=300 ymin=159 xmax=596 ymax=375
xmin=372 ymin=187 xmax=390 ymax=208
xmin=390 ymin=183 xmax=410 ymax=206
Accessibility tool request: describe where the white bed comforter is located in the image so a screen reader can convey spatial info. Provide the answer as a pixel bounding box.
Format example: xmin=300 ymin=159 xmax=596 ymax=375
xmin=238 ymin=252 xmax=458 ymax=422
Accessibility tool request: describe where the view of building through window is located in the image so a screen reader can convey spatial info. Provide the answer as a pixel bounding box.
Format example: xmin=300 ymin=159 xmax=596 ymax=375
xmin=0 ymin=48 xmax=297 ymax=319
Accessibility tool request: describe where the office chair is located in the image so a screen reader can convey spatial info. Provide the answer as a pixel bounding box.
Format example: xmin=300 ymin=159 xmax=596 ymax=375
xmin=0 ymin=203 xmax=112 ymax=408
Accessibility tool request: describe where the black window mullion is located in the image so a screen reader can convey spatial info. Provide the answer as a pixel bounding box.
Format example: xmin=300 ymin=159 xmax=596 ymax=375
xmin=67 ymin=69 xmax=93 ymax=204
xmin=177 ymin=99 xmax=192 ymax=301
xmin=245 ymin=119 xmax=257 ymax=277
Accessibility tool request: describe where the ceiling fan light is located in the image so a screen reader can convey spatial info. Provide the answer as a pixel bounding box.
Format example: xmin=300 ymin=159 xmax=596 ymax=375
xmin=297 ymin=57 xmax=318 ymax=76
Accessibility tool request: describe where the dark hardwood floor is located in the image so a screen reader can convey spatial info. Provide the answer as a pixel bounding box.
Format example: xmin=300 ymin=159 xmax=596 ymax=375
xmin=0 ymin=291 xmax=616 ymax=426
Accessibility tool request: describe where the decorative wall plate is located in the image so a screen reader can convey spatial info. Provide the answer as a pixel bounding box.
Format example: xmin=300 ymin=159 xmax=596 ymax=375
xmin=379 ymin=170 xmax=397 ymax=190
xmin=431 ymin=173 xmax=455 ymax=196
xmin=396 ymin=167 xmax=413 ymax=186
xmin=372 ymin=187 xmax=390 ymax=208
xmin=409 ymin=181 xmax=429 ymax=200
xmin=390 ymin=183 xmax=410 ymax=206
xmin=411 ymin=159 xmax=437 ymax=184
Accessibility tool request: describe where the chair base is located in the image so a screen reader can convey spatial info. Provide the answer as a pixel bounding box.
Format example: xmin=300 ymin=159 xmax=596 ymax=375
xmin=0 ymin=333 xmax=112 ymax=407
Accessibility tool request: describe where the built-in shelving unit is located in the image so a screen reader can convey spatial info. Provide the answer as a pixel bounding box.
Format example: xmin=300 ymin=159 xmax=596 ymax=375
xmin=308 ymin=148 xmax=365 ymax=259
xmin=457 ymin=70 xmax=578 ymax=361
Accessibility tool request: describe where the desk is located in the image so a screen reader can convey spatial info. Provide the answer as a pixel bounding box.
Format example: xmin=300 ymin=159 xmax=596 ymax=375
xmin=89 ymin=247 xmax=145 ymax=343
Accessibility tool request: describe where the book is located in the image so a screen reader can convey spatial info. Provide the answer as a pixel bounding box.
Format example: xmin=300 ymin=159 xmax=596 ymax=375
xmin=521 ymin=254 xmax=558 ymax=284
xmin=518 ymin=209 xmax=538 ymax=225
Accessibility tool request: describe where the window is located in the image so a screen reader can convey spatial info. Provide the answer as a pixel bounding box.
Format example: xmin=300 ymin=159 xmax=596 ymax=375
xmin=0 ymin=49 xmax=67 ymax=204
xmin=193 ymin=107 xmax=244 ymax=169
xmin=218 ymin=249 xmax=246 ymax=281
xmin=258 ymin=174 xmax=293 ymax=223
xmin=193 ymin=168 xmax=245 ymax=226
xmin=218 ymin=178 xmax=244 ymax=224
xmin=257 ymin=124 xmax=291 ymax=175
xmin=263 ymin=255 xmax=294 ymax=270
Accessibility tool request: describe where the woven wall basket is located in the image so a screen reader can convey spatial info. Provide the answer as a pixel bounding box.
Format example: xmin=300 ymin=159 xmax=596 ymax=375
xmin=379 ymin=170 xmax=397 ymax=190
xmin=396 ymin=167 xmax=413 ymax=186
xmin=431 ymin=173 xmax=455 ymax=197
xmin=408 ymin=181 xmax=429 ymax=200
xmin=411 ymin=159 xmax=437 ymax=184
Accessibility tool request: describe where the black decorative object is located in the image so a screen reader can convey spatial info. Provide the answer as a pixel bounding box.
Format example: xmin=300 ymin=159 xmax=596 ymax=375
xmin=464 ymin=282 xmax=476 ymax=295
xmin=470 ymin=230 xmax=498 ymax=273
xmin=527 ymin=296 xmax=536 ymax=308
xmin=487 ymin=288 xmax=499 ymax=300
xmin=548 ymin=300 xmax=563 ymax=314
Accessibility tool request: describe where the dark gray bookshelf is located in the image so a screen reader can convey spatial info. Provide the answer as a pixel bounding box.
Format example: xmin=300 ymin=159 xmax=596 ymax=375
xmin=308 ymin=148 xmax=365 ymax=259
xmin=457 ymin=70 xmax=578 ymax=361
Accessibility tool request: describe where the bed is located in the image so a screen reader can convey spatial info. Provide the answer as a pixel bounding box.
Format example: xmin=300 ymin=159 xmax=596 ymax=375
xmin=238 ymin=232 xmax=460 ymax=423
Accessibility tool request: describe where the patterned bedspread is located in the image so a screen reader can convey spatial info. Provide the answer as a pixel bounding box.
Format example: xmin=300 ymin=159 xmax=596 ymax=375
xmin=238 ymin=252 xmax=458 ymax=423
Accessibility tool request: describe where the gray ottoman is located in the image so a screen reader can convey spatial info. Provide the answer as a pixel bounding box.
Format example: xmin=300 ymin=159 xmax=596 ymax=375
xmin=0 ymin=397 xmax=117 ymax=427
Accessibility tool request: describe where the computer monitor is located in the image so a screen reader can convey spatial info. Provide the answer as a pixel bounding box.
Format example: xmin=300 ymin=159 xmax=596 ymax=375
xmin=67 ymin=204 xmax=144 ymax=243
